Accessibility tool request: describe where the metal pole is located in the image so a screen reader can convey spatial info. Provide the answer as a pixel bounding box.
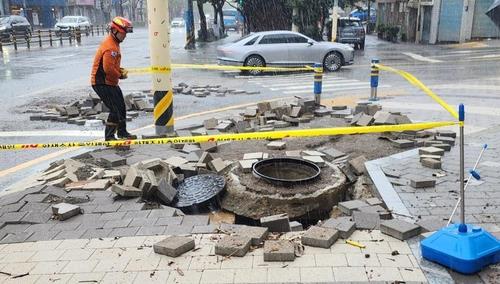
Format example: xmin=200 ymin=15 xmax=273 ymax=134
xmin=314 ymin=63 xmax=323 ymax=107
xmin=292 ymin=7 xmax=299 ymax=32
xmin=370 ymin=58 xmax=379 ymax=101
xmin=185 ymin=0 xmax=196 ymax=50
xmin=458 ymin=104 xmax=467 ymax=233
xmin=148 ymin=0 xmax=174 ymax=135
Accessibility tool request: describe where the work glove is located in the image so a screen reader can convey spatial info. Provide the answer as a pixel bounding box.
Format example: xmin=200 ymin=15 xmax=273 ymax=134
xmin=119 ymin=68 xmax=128 ymax=79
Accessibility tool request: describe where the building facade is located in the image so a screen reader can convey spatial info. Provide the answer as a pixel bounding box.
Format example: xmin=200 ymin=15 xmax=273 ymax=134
xmin=377 ymin=0 xmax=499 ymax=44
xmin=8 ymin=0 xmax=66 ymax=28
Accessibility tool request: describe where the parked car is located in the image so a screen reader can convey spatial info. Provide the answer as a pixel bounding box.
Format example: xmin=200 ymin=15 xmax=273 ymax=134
xmin=171 ymin=17 xmax=185 ymax=28
xmin=223 ymin=16 xmax=241 ymax=31
xmin=55 ymin=16 xmax=91 ymax=35
xmin=349 ymin=7 xmax=376 ymax=23
xmin=0 ymin=15 xmax=31 ymax=41
xmin=217 ymin=31 xmax=354 ymax=75
xmin=337 ymin=17 xmax=365 ymax=50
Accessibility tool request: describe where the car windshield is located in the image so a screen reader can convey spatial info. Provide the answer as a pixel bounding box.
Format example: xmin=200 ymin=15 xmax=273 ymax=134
xmin=60 ymin=17 xmax=78 ymax=23
xmin=340 ymin=20 xmax=361 ymax=27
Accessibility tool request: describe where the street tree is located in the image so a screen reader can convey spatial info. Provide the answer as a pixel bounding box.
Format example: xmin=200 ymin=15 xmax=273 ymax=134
xmin=209 ymin=0 xmax=226 ymax=37
xmin=197 ymin=0 xmax=210 ymax=42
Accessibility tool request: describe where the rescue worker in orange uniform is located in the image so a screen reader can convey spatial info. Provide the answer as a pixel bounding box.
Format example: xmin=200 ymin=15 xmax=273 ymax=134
xmin=91 ymin=16 xmax=137 ymax=141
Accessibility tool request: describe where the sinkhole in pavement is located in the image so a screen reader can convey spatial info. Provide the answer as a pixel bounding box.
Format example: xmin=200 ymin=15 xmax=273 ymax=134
xmin=252 ymin=158 xmax=321 ymax=186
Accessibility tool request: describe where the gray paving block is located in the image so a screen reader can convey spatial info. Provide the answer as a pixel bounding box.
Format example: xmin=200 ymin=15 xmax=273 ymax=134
xmin=117 ymin=202 xmax=144 ymax=212
xmin=51 ymin=221 xmax=82 ymax=232
xmin=52 ymin=203 xmax=81 ymax=221
xmin=353 ymin=211 xmax=381 ymax=230
xmin=154 ymin=236 xmax=195 ymax=257
xmin=129 ymin=217 xmax=158 ymax=227
xmin=263 ymin=240 xmax=295 ymax=262
xmin=81 ymin=228 xmax=112 ymax=239
xmin=103 ymin=219 xmax=132 ymax=229
xmin=136 ymin=226 xmax=167 ymax=236
xmin=1 ymin=232 xmax=33 ymax=244
xmin=318 ymin=148 xmax=346 ymax=161
xmin=260 ymin=213 xmax=291 ymax=232
xmin=25 ymin=223 xmax=55 ymax=233
xmin=93 ymin=203 xmax=121 ymax=213
xmin=156 ymin=177 xmax=177 ymax=205
xmin=164 ymin=224 xmax=193 ymax=235
xmin=338 ymin=200 xmax=369 ymax=215
xmin=380 ymin=219 xmax=421 ymax=240
xmin=349 ymin=156 xmax=368 ymax=175
xmin=410 ymin=177 xmax=436 ymax=188
xmin=416 ymin=217 xmax=448 ymax=233
xmin=21 ymin=193 xmax=50 ymax=203
xmin=392 ymin=139 xmax=415 ymax=149
xmin=110 ymin=227 xmax=140 ymax=238
xmin=366 ymin=198 xmax=383 ymax=206
xmin=156 ymin=216 xmax=183 ymax=226
xmin=148 ymin=207 xmax=177 ymax=219
xmin=431 ymin=143 xmax=452 ymax=152
xmin=236 ymin=226 xmax=269 ymax=246
xmin=99 ymin=212 xmax=127 ymax=221
xmin=99 ymin=153 xmax=127 ymax=168
xmin=26 ymin=230 xmax=59 ymax=242
xmin=54 ymin=230 xmax=86 ymax=240
xmin=21 ymin=212 xmax=52 ymax=224
xmin=421 ymin=158 xmax=442 ymax=169
xmin=239 ymin=159 xmax=258 ymax=173
xmin=419 ymin=147 xmax=445 ymax=156
xmin=123 ymin=166 xmax=143 ymax=187
xmin=0 ymin=211 xmax=28 ymax=224
xmin=111 ymin=184 xmax=142 ymax=198
xmin=435 ymin=136 xmax=455 ymax=146
xmin=0 ymin=203 xmax=26 ymax=214
xmin=321 ymin=217 xmax=356 ymax=239
xmin=301 ymin=226 xmax=339 ymax=248
xmin=18 ymin=202 xmax=50 ymax=213
xmin=181 ymin=215 xmax=209 ymax=226
xmin=359 ymin=205 xmax=392 ymax=220
xmin=0 ymin=224 xmax=30 ymax=234
xmin=215 ymin=235 xmax=252 ymax=257
xmin=290 ymin=221 xmax=303 ymax=232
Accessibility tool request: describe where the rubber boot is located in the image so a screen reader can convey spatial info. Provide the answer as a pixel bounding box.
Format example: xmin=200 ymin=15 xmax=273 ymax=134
xmin=104 ymin=123 xmax=117 ymax=141
xmin=117 ymin=121 xmax=137 ymax=140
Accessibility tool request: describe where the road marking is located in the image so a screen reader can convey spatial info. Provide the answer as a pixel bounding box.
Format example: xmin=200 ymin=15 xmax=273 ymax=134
xmin=402 ymin=52 xmax=443 ymax=63
xmin=283 ymin=85 xmax=390 ymax=95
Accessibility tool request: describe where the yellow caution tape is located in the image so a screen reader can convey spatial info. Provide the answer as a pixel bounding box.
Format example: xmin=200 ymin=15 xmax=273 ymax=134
xmin=0 ymin=121 xmax=457 ymax=151
xmin=346 ymin=240 xmax=366 ymax=248
xmin=375 ymin=64 xmax=459 ymax=120
xmin=126 ymin=63 xmax=315 ymax=74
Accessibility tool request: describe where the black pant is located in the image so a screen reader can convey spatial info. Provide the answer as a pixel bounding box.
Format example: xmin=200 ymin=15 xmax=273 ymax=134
xmin=92 ymin=84 xmax=126 ymax=125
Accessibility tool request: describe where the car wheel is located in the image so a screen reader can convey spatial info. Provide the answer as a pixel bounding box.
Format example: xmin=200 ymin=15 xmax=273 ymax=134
xmin=323 ymin=51 xmax=343 ymax=72
xmin=244 ymin=55 xmax=265 ymax=75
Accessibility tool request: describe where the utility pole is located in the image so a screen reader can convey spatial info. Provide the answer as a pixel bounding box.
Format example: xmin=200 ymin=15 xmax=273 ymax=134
xmin=292 ymin=6 xmax=299 ymax=32
xmin=185 ymin=0 xmax=196 ymax=49
xmin=331 ymin=0 xmax=339 ymax=42
xmin=148 ymin=0 xmax=174 ymax=135
xmin=367 ymin=0 xmax=371 ymax=34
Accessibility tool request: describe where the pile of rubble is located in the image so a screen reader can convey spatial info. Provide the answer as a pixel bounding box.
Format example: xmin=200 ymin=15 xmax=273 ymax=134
xmin=172 ymin=83 xmax=260 ymax=97
xmin=29 ymin=91 xmax=151 ymax=126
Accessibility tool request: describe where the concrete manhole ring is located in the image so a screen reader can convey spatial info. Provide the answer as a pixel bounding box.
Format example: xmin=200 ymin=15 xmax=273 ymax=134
xmin=253 ymin=157 xmax=321 ymax=186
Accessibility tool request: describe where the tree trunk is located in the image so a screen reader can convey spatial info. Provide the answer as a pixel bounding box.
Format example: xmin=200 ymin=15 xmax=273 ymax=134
xmin=213 ymin=4 xmax=218 ymax=25
xmin=119 ymin=0 xmax=124 ymax=16
xmin=217 ymin=2 xmax=224 ymax=34
xmin=197 ymin=0 xmax=208 ymax=41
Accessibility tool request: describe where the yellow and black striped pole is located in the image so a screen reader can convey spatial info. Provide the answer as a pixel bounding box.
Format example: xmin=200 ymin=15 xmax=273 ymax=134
xmin=370 ymin=58 xmax=380 ymax=101
xmin=313 ymin=63 xmax=323 ymax=106
xmin=148 ymin=0 xmax=175 ymax=135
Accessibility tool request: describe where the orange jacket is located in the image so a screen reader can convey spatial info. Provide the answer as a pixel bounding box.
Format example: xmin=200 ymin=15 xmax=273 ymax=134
xmin=91 ymin=35 xmax=121 ymax=86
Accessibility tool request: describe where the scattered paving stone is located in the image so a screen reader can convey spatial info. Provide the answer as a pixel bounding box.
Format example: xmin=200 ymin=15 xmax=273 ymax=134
xmin=237 ymin=226 xmax=269 ymax=246
xmin=419 ymin=154 xmax=442 ymax=162
xmin=290 ymin=221 xmax=303 ymax=231
xmin=359 ymin=205 xmax=392 ymax=220
xmin=331 ymin=109 xmax=352 ymax=118
xmin=267 ymin=141 xmax=286 ymax=150
xmin=419 ymin=147 xmax=445 ymax=156
xmin=264 ymin=240 xmax=295 ymax=262
xmin=123 ymin=166 xmax=142 ymax=187
xmin=353 ymin=211 xmax=381 ymax=230
xmin=82 ymin=179 xmax=111 ymax=191
xmin=421 ymin=158 xmax=442 ymax=169
xmin=239 ymin=159 xmax=258 ymax=173
xmin=318 ymin=148 xmax=346 ymax=161
xmin=437 ymin=130 xmax=457 ymax=138
xmin=285 ymin=150 xmax=302 ymax=157
xmin=302 ymin=150 xmax=326 ymax=157
xmin=156 ymin=177 xmax=177 ymax=205
xmin=373 ymin=111 xmax=396 ymax=125
xmin=392 ymin=139 xmax=415 ymax=149
xmin=435 ymin=136 xmax=455 ymax=146
xmin=215 ymin=235 xmax=252 ymax=257
xmin=200 ymin=141 xmax=218 ymax=152
xmin=99 ymin=153 xmax=127 ymax=168
xmin=191 ymin=224 xmax=218 ymax=234
xmin=165 ymin=157 xmax=189 ymax=168
xmin=431 ymin=143 xmax=452 ymax=151
xmin=154 ymin=236 xmax=195 ymax=257
xmin=21 ymin=211 xmax=52 ymax=224
xmin=302 ymin=226 xmax=339 ymax=248
xmin=349 ymin=156 xmax=368 ymax=175
xmin=410 ymin=177 xmax=436 ymax=188
xmin=321 ymin=217 xmax=356 ymax=239
xmin=260 ymin=213 xmax=291 ymax=232
xmin=302 ymin=155 xmax=325 ymax=167
xmin=51 ymin=203 xmax=81 ymax=221
xmin=338 ymin=200 xmax=369 ymax=215
xmin=355 ymin=114 xmax=374 ymax=126
xmin=380 ymin=219 xmax=421 ymax=240
xmin=208 ymin=158 xmax=231 ymax=174
xmin=243 ymin=152 xmax=264 ymax=160
xmin=111 ymin=184 xmax=142 ymax=197
xmin=366 ymin=197 xmax=383 ymax=206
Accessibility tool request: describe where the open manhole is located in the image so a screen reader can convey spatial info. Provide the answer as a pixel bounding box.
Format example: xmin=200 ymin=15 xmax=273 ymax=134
xmin=253 ymin=157 xmax=321 ymax=186
xmin=173 ymin=174 xmax=226 ymax=212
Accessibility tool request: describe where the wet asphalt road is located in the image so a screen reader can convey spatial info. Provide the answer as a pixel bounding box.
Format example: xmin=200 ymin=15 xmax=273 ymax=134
xmin=0 ymin=27 xmax=499 ymax=190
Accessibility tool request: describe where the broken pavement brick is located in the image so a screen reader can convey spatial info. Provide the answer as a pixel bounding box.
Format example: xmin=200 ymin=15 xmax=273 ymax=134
xmin=99 ymin=153 xmax=127 ymax=168
xmin=111 ymin=184 xmax=142 ymax=197
xmin=380 ymin=219 xmax=421 ymax=240
xmin=260 ymin=213 xmax=291 ymax=232
xmin=421 ymin=158 xmax=442 ymax=169
xmin=156 ymin=177 xmax=177 ymax=205
xmin=153 ymin=236 xmax=195 ymax=257
xmin=349 ymin=156 xmax=368 ymax=175
xmin=51 ymin=203 xmax=81 ymax=221
xmin=264 ymin=240 xmax=295 ymax=262
xmin=215 ymin=235 xmax=252 ymax=257
xmin=410 ymin=177 xmax=436 ymax=188
xmin=338 ymin=200 xmax=369 ymax=215
xmin=419 ymin=147 xmax=445 ymax=156
xmin=123 ymin=166 xmax=142 ymax=187
xmin=353 ymin=211 xmax=381 ymax=230
xmin=81 ymin=179 xmax=111 ymax=191
xmin=301 ymin=226 xmax=339 ymax=248
xmin=266 ymin=141 xmax=286 ymax=150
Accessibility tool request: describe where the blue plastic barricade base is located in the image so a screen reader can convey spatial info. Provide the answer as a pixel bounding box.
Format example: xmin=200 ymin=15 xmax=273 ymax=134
xmin=421 ymin=224 xmax=500 ymax=274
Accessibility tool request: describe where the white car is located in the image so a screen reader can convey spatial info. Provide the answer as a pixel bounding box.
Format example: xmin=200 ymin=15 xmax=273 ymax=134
xmin=171 ymin=18 xmax=185 ymax=28
xmin=55 ymin=16 xmax=91 ymax=35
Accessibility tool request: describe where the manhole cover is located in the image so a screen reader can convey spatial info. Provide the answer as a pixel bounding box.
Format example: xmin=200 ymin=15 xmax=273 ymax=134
xmin=173 ymin=174 xmax=226 ymax=208
xmin=253 ymin=157 xmax=321 ymax=186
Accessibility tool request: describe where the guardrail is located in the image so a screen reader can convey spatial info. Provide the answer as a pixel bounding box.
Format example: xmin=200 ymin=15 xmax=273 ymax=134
xmin=0 ymin=25 xmax=107 ymax=52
